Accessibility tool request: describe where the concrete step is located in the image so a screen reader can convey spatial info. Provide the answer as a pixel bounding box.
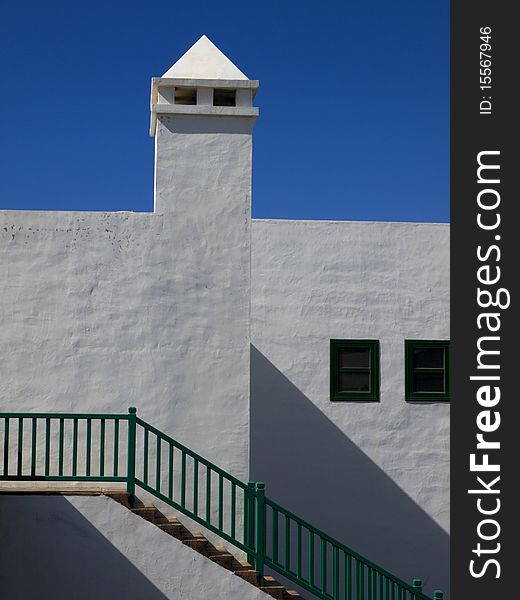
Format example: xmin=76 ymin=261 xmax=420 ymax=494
xmin=261 ymin=576 xmax=297 ymax=600
xmin=132 ymin=498 xmax=156 ymax=508
xmin=208 ymin=551 xmax=234 ymax=569
xmin=157 ymin=520 xmax=183 ymax=539
xmin=182 ymin=536 xmax=208 ymax=556
xmin=131 ymin=506 xmax=157 ymax=523
xmin=261 ymin=585 xmax=286 ymax=600
xmin=208 ymin=554 xmax=233 ymax=571
xmin=284 ymin=591 xmax=304 ymax=599
xmin=231 ymin=558 xmax=256 ymax=575
xmin=234 ymin=569 xmax=260 ymax=587
xmin=103 ymin=491 xmax=131 ymax=508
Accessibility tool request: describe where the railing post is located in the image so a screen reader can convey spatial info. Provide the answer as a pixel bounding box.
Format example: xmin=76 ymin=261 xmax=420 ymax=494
xmin=127 ymin=407 xmax=137 ymax=505
xmin=433 ymin=592 xmax=443 ymax=600
xmin=255 ymin=482 xmax=266 ymax=585
xmin=412 ymin=579 xmax=423 ymax=598
xmin=246 ymin=480 xmax=256 ymax=565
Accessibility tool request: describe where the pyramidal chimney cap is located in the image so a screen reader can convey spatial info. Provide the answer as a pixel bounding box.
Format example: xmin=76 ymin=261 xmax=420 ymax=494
xmin=150 ymin=36 xmax=259 ymax=136
xmin=162 ymin=35 xmax=249 ymax=80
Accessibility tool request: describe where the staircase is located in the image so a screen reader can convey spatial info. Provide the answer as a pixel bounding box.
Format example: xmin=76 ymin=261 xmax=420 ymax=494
xmin=0 ymin=409 xmax=443 ymax=600
xmin=114 ymin=491 xmax=303 ymax=599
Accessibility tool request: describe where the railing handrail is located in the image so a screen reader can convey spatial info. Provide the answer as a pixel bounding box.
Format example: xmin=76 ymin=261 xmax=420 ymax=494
xmin=0 ymin=409 xmax=442 ymax=600
xmin=0 ymin=412 xmax=128 ymax=420
xmin=136 ymin=417 xmax=252 ymax=492
xmin=264 ymin=496 xmax=429 ymax=596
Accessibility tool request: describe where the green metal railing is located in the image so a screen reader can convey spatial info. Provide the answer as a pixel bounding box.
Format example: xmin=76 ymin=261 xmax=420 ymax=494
xmin=0 ymin=409 xmax=443 ymax=600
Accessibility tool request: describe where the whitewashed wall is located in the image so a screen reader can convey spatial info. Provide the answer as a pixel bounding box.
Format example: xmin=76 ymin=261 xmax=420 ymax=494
xmin=250 ymin=219 xmax=450 ymax=597
xmin=0 ymin=493 xmax=267 ymax=599
xmin=0 ymin=108 xmax=450 ymax=597
xmin=0 ymin=117 xmax=253 ymax=487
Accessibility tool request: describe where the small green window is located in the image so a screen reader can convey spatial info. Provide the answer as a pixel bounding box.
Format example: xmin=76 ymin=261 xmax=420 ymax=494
xmin=330 ymin=340 xmax=379 ymax=401
xmin=405 ymin=340 xmax=450 ymax=401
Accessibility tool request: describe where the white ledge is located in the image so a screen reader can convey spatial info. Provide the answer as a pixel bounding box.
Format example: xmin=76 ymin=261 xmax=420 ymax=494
xmin=153 ymin=77 xmax=259 ymax=90
xmin=152 ymin=104 xmax=258 ymax=116
xmin=149 ymin=104 xmax=259 ymax=136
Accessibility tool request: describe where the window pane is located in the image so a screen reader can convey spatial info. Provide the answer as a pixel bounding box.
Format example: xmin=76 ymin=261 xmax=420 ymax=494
xmin=413 ymin=371 xmax=444 ymax=393
xmin=339 ymin=371 xmax=370 ymax=392
xmin=338 ymin=347 xmax=370 ymax=368
xmin=413 ymin=348 xmax=444 ymax=369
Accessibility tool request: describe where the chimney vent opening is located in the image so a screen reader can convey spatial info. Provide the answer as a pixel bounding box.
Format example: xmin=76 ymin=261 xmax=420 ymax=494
xmin=175 ymin=87 xmax=197 ymax=105
xmin=214 ymin=89 xmax=236 ymax=107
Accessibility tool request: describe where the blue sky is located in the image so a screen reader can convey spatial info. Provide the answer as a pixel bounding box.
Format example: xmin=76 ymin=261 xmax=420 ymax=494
xmin=0 ymin=1 xmax=448 ymax=222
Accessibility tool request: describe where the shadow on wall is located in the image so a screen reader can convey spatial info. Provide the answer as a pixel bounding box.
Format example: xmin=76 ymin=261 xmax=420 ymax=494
xmin=250 ymin=345 xmax=449 ymax=599
xmin=0 ymin=495 xmax=167 ymax=600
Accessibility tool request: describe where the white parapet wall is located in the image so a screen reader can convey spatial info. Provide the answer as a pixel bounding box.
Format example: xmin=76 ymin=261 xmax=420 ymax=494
xmin=250 ymin=218 xmax=450 ymax=597
xmin=0 ymin=181 xmax=251 ymax=497
xmin=0 ymin=493 xmax=268 ymax=599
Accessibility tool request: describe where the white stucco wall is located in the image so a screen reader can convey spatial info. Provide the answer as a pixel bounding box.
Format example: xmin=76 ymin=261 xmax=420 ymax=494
xmin=0 ymin=493 xmax=267 ymax=599
xmin=0 ymin=113 xmax=253 ymax=490
xmin=250 ymin=219 xmax=450 ymax=597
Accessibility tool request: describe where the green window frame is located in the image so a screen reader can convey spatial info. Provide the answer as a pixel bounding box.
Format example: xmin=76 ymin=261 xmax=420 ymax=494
xmin=330 ymin=339 xmax=380 ymax=401
xmin=405 ymin=340 xmax=450 ymax=401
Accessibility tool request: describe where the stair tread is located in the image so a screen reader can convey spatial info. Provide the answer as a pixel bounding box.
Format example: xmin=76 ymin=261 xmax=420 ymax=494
xmin=159 ymin=517 xmax=181 ymax=523
xmin=208 ymin=546 xmax=232 ymax=554
xmin=235 ymin=569 xmax=259 ymax=573
xmin=157 ymin=524 xmax=182 ymax=536
xmin=209 ymin=555 xmax=234 ymax=567
xmin=260 ymin=587 xmax=286 ymax=600
xmin=182 ymin=538 xmax=208 ymax=550
xmin=235 ymin=559 xmax=254 ymax=568
xmin=262 ymin=584 xmax=285 ymax=589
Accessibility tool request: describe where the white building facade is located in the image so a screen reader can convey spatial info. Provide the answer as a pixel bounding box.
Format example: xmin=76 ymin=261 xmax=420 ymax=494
xmin=0 ymin=36 xmax=449 ymax=597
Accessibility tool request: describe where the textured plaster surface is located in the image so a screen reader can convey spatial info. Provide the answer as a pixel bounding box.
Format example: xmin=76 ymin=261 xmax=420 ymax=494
xmin=250 ymin=219 xmax=450 ymax=597
xmin=0 ymin=114 xmax=253 ymax=495
xmin=0 ymin=494 xmax=267 ymax=599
